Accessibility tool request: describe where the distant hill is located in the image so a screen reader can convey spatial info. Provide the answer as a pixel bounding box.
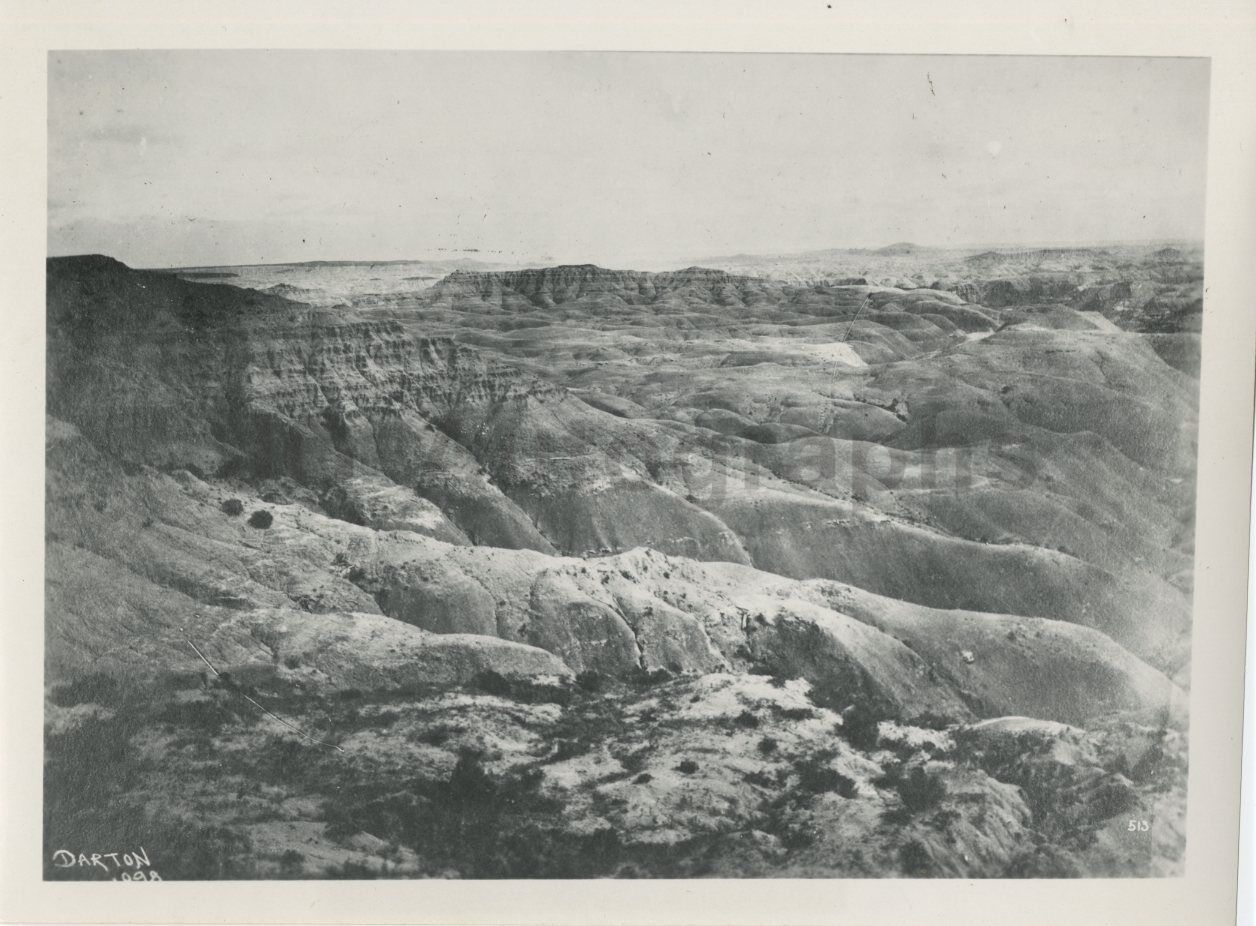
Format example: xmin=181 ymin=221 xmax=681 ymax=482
xmin=873 ymin=241 xmax=933 ymax=255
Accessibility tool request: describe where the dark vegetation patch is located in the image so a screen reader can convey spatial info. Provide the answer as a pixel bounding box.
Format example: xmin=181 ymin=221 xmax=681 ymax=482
xmin=575 ymin=670 xmax=605 ymax=693
xmin=44 ymin=702 xmax=261 ymax=880
xmin=630 ymin=666 xmax=674 ymax=688
xmin=768 ymin=704 xmax=816 ymax=722
xmin=154 ymin=697 xmax=245 ymax=736
xmin=898 ymin=839 xmax=936 ymax=876
xmin=321 ymin=749 xmax=641 ymax=877
xmin=415 ymin=726 xmax=453 ymax=747
xmin=44 ymin=668 xmax=1185 ymax=879
xmin=247 ymin=509 xmax=274 ymax=529
xmin=473 ymin=670 xmax=572 ymax=706
xmin=907 ymin=711 xmax=956 ymax=731
xmin=838 ymin=706 xmax=889 ymax=751
xmin=877 ymin=764 xmax=948 ymax=822
xmin=795 ymin=755 xmax=858 ymax=798
xmin=48 ymin=671 xmax=130 ymax=708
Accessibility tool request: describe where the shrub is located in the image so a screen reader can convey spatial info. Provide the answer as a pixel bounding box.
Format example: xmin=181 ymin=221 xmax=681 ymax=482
xmin=631 ymin=666 xmax=672 ymax=687
xmin=1004 ymin=844 xmax=1084 ymax=878
xmin=247 ymin=509 xmax=274 ymax=528
xmin=445 ymin=751 xmax=497 ymax=804
xmin=926 ymin=807 xmax=961 ymax=832
xmin=675 ymin=759 xmax=699 ymax=774
xmin=757 ymin=736 xmax=779 ymax=755
xmin=744 ymin=769 xmax=777 ymax=788
xmin=619 ymin=750 xmax=647 ymax=773
xmin=278 ymin=849 xmax=305 ymax=877
xmin=840 ymin=708 xmax=885 ymax=751
xmin=49 ymin=672 xmax=127 ymax=707
xmin=324 ymin=860 xmax=379 ymax=879
xmin=907 ymin=711 xmax=954 ymax=731
xmin=474 ymin=669 xmax=514 ymax=697
xmin=634 ymin=773 xmax=653 ymax=784
xmin=575 ymin=670 xmax=605 ymax=693
xmin=776 ymin=706 xmax=815 ymax=721
xmin=416 ymin=726 xmax=451 ymax=747
xmin=155 ymin=698 xmax=239 ymax=736
xmin=1088 ymin=779 xmax=1139 ymax=819
xmin=796 ymin=758 xmax=858 ymax=798
xmin=221 ymin=498 xmax=244 ymax=516
xmin=779 ymin=823 xmax=819 ymax=849
xmin=145 ymin=821 xmax=257 ymax=880
xmin=733 ymin=710 xmax=760 ymax=729
xmin=890 ymin=766 xmax=948 ymax=814
xmin=322 ymin=802 xmax=362 ymax=839
xmin=899 ymin=839 xmax=933 ymax=876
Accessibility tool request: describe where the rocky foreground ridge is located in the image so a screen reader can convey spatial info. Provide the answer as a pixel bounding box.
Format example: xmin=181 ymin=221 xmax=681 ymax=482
xmin=45 ymin=255 xmax=1197 ymax=878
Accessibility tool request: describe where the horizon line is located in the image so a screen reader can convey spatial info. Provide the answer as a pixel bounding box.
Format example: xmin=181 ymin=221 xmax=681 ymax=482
xmin=51 ymin=235 xmax=1203 ymax=273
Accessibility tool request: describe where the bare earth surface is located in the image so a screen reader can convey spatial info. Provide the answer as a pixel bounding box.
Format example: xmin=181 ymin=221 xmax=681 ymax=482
xmin=44 ymin=244 xmax=1199 ymax=878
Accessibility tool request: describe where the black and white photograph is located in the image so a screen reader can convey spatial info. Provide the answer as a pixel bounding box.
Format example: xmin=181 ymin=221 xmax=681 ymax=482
xmin=37 ymin=48 xmax=1216 ymax=883
xmin=39 ymin=48 xmax=1210 ymax=879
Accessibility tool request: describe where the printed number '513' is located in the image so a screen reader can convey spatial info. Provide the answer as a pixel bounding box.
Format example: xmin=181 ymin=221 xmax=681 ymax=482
xmin=1128 ymin=820 xmax=1150 ymax=832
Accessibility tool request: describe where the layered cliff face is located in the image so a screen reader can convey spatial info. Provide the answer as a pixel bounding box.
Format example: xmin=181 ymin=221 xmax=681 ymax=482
xmin=393 ymin=263 xmax=1197 ymax=676
xmin=45 ymin=253 xmax=1198 ymax=878
xmin=697 ymin=242 xmax=1204 ymax=336
xmin=429 ymin=264 xmax=790 ymax=313
xmin=48 ymin=255 xmax=558 ymax=550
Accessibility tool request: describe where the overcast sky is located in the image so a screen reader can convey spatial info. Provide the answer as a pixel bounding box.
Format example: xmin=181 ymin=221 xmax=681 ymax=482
xmin=48 ymin=51 xmax=1210 ymax=268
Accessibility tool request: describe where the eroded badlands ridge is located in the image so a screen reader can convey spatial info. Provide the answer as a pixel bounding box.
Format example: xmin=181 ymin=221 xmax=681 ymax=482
xmin=45 ymin=254 xmax=1198 ymax=878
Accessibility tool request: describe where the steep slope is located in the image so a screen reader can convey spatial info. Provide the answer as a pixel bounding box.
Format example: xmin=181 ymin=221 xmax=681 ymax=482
xmin=44 ymin=254 xmax=1196 ymax=879
xmin=48 ymin=256 xmax=552 ymax=550
xmin=48 ymin=257 xmax=1196 ymax=672
xmin=384 ymin=263 xmax=1196 ymax=671
xmin=47 ymin=411 xmax=1183 ymax=728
